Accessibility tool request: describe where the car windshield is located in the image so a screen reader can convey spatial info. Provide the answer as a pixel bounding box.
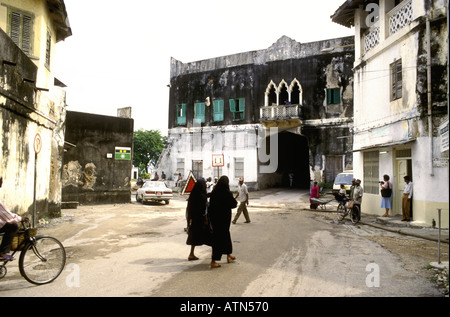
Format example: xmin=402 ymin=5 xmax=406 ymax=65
xmin=334 ymin=174 xmax=353 ymax=185
xmin=143 ymin=182 xmax=167 ymax=189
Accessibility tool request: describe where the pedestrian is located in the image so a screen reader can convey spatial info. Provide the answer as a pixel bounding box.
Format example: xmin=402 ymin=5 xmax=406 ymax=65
xmin=152 ymin=172 xmax=159 ymax=181
xmin=0 ymin=177 xmax=27 ymax=261
xmin=208 ymin=176 xmax=237 ymax=268
xmin=309 ymin=181 xmax=320 ymax=209
xmin=206 ymin=177 xmax=214 ymax=196
xmin=352 ymin=179 xmax=363 ymax=221
xmin=402 ymin=176 xmax=413 ymax=221
xmin=288 ymin=171 xmax=294 ymax=188
xmin=380 ymin=174 xmax=393 ymax=217
xmin=232 ymin=178 xmax=250 ymax=224
xmin=186 ymin=178 xmax=210 ymax=261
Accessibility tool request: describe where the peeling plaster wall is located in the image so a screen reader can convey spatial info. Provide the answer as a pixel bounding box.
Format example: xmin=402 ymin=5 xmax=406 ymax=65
xmin=62 ymin=111 xmax=134 ymax=204
xmin=0 ymin=28 xmax=66 ymax=219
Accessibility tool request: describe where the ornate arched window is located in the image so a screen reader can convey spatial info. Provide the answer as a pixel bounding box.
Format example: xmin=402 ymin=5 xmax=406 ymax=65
xmin=265 ymin=81 xmax=277 ymax=106
xmin=289 ymin=78 xmax=303 ymax=105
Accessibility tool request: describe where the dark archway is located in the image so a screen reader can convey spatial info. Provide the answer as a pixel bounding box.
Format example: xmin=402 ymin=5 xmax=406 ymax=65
xmin=276 ymin=131 xmax=310 ymax=188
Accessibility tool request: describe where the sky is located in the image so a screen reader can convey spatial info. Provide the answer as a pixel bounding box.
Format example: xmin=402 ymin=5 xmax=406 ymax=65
xmin=53 ymin=0 xmax=354 ymax=136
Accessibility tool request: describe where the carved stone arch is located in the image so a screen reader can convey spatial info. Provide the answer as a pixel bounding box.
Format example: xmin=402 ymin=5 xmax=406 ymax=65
xmin=289 ymin=78 xmax=303 ymax=105
xmin=265 ymin=80 xmax=278 ymax=106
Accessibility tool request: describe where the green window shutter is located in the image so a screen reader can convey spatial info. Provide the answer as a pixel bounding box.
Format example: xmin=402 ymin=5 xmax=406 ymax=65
xmin=177 ymin=104 xmax=186 ymax=125
xmin=194 ymin=102 xmax=205 ymax=123
xmin=229 ymin=99 xmax=236 ymax=112
xmin=333 ymin=89 xmax=340 ymax=104
xmin=213 ymin=100 xmax=224 ymax=122
xmin=230 ymin=98 xmax=245 ymax=120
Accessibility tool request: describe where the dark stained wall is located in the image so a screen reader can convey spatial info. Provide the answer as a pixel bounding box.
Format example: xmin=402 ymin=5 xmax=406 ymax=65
xmin=62 ymin=111 xmax=134 ymax=204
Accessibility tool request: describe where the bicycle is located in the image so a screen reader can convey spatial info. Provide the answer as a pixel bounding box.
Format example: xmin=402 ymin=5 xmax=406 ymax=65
xmin=335 ymin=194 xmax=360 ymax=224
xmin=0 ymin=219 xmax=66 ymax=285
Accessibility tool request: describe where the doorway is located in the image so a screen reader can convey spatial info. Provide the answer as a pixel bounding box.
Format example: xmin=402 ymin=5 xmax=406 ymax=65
xmin=395 ymin=149 xmax=412 ymax=216
xmin=192 ymin=160 xmax=203 ymax=179
xmin=276 ymin=131 xmax=310 ymax=188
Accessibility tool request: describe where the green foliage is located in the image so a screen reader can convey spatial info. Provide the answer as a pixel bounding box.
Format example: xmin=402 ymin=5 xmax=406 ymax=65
xmin=133 ymin=129 xmax=167 ymax=174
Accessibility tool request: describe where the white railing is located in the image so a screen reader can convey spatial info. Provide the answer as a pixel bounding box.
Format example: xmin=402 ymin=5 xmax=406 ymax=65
xmin=388 ymin=0 xmax=413 ymax=35
xmin=363 ymin=25 xmax=380 ymax=53
xmin=260 ymin=104 xmax=301 ymax=121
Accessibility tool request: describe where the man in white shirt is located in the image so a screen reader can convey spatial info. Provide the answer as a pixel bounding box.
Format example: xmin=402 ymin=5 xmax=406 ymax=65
xmin=402 ymin=175 xmax=413 ymax=221
xmin=206 ymin=177 xmax=214 ymax=195
xmin=0 ymin=177 xmax=25 ymax=261
xmin=232 ymin=178 xmax=250 ymax=224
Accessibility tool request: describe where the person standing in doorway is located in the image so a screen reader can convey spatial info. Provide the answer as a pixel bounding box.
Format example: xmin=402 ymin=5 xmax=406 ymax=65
xmin=380 ymin=174 xmax=393 ymax=217
xmin=232 ymin=178 xmax=250 ymax=224
xmin=402 ymin=176 xmax=413 ymax=221
xmin=208 ymin=176 xmax=237 ymax=268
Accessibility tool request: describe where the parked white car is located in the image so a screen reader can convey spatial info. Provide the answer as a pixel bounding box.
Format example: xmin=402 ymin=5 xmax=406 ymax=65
xmin=136 ymin=181 xmax=173 ymax=205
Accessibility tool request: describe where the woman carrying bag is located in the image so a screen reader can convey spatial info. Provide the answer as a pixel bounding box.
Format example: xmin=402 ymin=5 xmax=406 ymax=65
xmin=380 ymin=174 xmax=393 ymax=217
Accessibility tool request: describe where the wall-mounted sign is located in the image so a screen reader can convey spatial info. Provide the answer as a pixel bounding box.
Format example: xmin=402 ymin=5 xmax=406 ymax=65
xmin=34 ymin=133 xmax=42 ymax=154
xmin=115 ymin=147 xmax=131 ymax=160
xmin=212 ymin=154 xmax=224 ymax=167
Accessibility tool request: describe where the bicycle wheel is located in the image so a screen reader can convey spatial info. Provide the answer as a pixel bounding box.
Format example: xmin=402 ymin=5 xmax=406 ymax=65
xmin=336 ymin=203 xmax=347 ymax=221
xmin=19 ymin=236 xmax=66 ymax=285
xmin=350 ymin=205 xmax=360 ymax=224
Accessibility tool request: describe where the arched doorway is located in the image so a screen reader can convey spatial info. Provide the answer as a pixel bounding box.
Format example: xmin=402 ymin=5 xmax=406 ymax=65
xmin=277 ymin=131 xmax=310 ymax=188
xmin=258 ymin=130 xmax=310 ymax=189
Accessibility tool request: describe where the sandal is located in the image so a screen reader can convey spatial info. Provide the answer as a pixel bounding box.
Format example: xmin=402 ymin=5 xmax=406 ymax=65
xmin=227 ymin=255 xmax=236 ymax=263
xmin=188 ymin=256 xmax=199 ymax=261
xmin=210 ymin=261 xmax=221 ymax=268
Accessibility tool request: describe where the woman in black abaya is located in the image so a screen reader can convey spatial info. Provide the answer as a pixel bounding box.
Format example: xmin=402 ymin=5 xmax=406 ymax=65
xmin=208 ymin=176 xmax=237 ymax=268
xmin=186 ymin=178 xmax=209 ymax=261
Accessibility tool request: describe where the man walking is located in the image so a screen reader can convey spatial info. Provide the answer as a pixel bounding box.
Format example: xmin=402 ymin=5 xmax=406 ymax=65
xmin=232 ymin=178 xmax=250 ymax=224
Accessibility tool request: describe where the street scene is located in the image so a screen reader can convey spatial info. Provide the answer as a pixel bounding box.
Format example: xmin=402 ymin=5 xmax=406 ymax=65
xmin=1 ymin=0 xmax=449 ymax=304
xmin=0 ymin=188 xmax=447 ymax=298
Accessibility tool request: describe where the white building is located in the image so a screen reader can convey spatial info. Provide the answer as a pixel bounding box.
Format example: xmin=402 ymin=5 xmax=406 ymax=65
xmin=332 ymin=0 xmax=448 ymax=227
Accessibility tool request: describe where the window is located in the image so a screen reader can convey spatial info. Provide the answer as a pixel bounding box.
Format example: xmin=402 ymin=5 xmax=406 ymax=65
xmin=45 ymin=29 xmax=51 ymax=69
xmin=213 ymin=99 xmax=224 ymax=122
xmin=234 ymin=157 xmax=244 ymax=179
xmin=327 ymin=88 xmax=341 ymax=105
xmin=194 ymin=102 xmax=205 ymax=123
xmin=8 ymin=8 xmax=34 ymax=56
xmin=363 ymin=151 xmax=379 ymax=194
xmin=176 ymin=104 xmax=186 ymax=125
xmin=391 ymin=59 xmax=402 ymax=100
xmin=229 ymin=98 xmax=245 ymax=121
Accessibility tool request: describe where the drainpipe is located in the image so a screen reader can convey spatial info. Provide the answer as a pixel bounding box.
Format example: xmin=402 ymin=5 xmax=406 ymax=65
xmin=426 ymin=12 xmax=434 ymax=176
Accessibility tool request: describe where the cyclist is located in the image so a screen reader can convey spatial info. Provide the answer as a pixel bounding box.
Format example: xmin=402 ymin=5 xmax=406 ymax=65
xmin=0 ymin=177 xmax=27 ymax=261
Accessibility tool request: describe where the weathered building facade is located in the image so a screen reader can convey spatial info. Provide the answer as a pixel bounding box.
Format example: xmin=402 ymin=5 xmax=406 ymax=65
xmin=157 ymin=36 xmax=355 ymax=190
xmin=332 ymin=0 xmax=448 ymax=227
xmin=62 ymin=111 xmax=134 ymax=205
xmin=0 ymin=0 xmax=71 ymax=219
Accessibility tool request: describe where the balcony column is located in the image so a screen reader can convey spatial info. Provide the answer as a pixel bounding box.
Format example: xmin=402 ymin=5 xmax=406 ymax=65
xmin=379 ymin=0 xmax=388 ymax=43
xmin=354 ymin=5 xmax=364 ymax=61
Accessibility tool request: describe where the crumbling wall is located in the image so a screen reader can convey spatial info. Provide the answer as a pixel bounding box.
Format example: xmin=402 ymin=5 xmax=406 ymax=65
xmin=0 ymin=28 xmax=66 ymax=219
xmin=62 ymin=111 xmax=134 ymax=204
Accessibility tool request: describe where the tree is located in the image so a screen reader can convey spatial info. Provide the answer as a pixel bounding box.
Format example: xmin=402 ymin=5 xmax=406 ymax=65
xmin=133 ymin=129 xmax=167 ymax=175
